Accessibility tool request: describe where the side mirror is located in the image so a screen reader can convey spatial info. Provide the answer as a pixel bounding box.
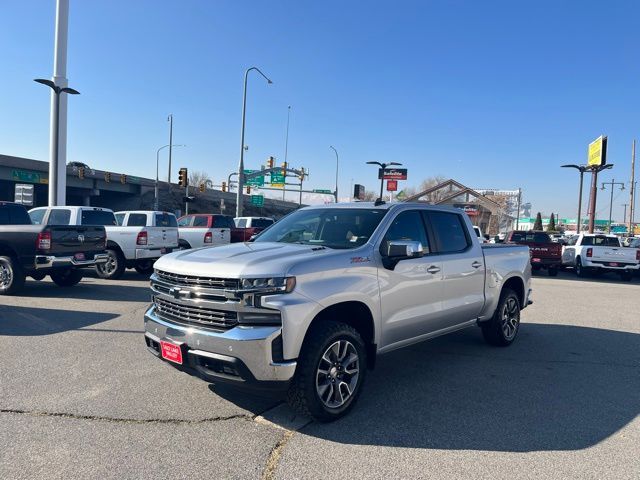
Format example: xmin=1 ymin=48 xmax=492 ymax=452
xmin=386 ymin=240 xmax=424 ymax=259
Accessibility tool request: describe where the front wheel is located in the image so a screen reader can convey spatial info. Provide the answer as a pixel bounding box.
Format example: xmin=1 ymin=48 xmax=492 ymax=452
xmin=481 ymin=288 xmax=521 ymax=347
xmin=50 ymin=268 xmax=83 ymax=287
xmin=134 ymin=260 xmax=155 ymax=275
xmin=0 ymin=255 xmax=25 ymax=295
xmin=95 ymin=248 xmax=125 ymax=280
xmin=287 ymin=321 xmax=367 ymax=422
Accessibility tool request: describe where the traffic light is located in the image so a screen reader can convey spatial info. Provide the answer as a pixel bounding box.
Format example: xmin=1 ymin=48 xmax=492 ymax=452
xmin=120 ymin=174 xmax=127 ymax=184
xmin=178 ymin=168 xmax=188 ymax=187
xmin=246 ymin=185 xmax=251 ymax=194
xmin=199 ymin=183 xmax=205 ymax=193
xmin=104 ymin=172 xmax=111 ymax=183
xmin=222 ymin=181 xmax=227 ymax=192
xmin=298 ymin=167 xmax=305 ymax=181
xmin=282 ymin=161 xmax=287 ymax=176
xmin=267 ymin=156 xmax=275 ymax=169
xmin=78 ymin=167 xmax=85 ymax=179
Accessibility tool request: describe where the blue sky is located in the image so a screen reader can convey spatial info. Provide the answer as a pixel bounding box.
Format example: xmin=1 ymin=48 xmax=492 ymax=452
xmin=1 ymin=0 xmax=639 ymax=220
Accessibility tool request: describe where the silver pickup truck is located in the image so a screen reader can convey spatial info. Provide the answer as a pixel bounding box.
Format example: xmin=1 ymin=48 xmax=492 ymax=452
xmin=144 ymin=203 xmax=532 ymax=421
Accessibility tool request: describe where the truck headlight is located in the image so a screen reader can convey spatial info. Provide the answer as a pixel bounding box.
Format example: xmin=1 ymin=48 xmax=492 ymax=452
xmin=240 ymin=277 xmax=296 ymax=293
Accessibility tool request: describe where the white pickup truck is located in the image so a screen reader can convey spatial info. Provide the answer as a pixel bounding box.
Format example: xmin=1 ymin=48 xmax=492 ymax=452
xmin=176 ymin=214 xmax=233 ymax=249
xmin=561 ymin=233 xmax=640 ymax=280
xmin=144 ymin=202 xmax=532 ymax=421
xmin=28 ymin=207 xmax=179 ymax=278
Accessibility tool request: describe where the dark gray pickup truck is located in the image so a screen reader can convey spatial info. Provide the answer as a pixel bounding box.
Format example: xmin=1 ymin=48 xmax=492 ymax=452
xmin=0 ymin=202 xmax=108 ymax=295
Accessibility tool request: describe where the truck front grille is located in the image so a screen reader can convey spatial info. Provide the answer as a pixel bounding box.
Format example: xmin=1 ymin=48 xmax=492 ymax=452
xmin=155 ymin=270 xmax=240 ymax=290
xmin=154 ymin=297 xmax=238 ymax=331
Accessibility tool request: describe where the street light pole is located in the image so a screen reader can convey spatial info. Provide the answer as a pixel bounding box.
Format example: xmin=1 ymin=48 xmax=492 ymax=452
xmin=366 ymin=161 xmax=402 ymax=204
xmin=561 ymin=164 xmax=592 ymax=233
xmin=330 ymin=146 xmax=339 ymax=203
xmin=283 ymin=106 xmax=291 ymax=201
xmin=34 ymin=79 xmax=80 ymax=206
xmin=236 ymin=67 xmax=272 ymax=218
xmin=155 ymin=143 xmax=185 ymax=210
xmin=601 ymin=179 xmax=625 ymax=233
xmin=167 ymin=114 xmax=173 ymax=183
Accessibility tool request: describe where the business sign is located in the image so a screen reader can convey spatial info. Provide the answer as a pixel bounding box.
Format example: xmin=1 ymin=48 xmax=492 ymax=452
xmin=14 ymin=184 xmax=34 ymax=206
xmin=353 ymin=184 xmax=365 ymax=200
xmin=270 ymin=171 xmax=285 ymax=188
xmin=378 ymin=168 xmax=407 ymax=180
xmin=386 ymin=180 xmax=398 ymax=192
xmin=250 ymin=194 xmax=264 ymax=207
xmin=588 ymin=135 xmax=607 ymax=167
xmin=244 ymin=169 xmax=265 ymax=187
xmin=12 ymin=169 xmax=47 ymax=184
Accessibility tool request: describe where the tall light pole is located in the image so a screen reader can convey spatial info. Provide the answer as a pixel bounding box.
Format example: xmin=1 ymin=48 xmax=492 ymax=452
xmin=34 ymin=79 xmax=80 ymax=206
xmin=283 ymin=106 xmax=291 ymax=201
xmin=561 ymin=164 xmax=591 ymax=233
xmin=167 ymin=114 xmax=173 ymax=183
xmin=629 ymin=140 xmax=636 ymax=236
xmin=330 ymin=145 xmax=339 ymax=203
xmin=366 ymin=161 xmax=402 ymax=203
xmin=601 ymin=179 xmax=625 ymax=233
xmin=236 ymin=67 xmax=272 ymax=218
xmin=155 ymin=143 xmax=185 ymax=210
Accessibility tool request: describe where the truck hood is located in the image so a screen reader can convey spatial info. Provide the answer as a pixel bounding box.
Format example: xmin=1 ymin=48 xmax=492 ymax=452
xmin=154 ymin=242 xmax=336 ymax=278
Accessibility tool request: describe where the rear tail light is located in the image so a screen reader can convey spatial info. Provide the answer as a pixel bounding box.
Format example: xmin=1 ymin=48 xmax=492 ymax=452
xmin=636 ymin=249 xmax=640 ymax=261
xmin=37 ymin=231 xmax=51 ymax=251
xmin=586 ymin=248 xmax=593 ymax=258
xmin=136 ymin=231 xmax=148 ymax=246
xmin=204 ymin=231 xmax=213 ymax=244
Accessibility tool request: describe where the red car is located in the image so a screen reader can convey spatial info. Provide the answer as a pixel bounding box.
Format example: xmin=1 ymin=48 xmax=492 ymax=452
xmin=232 ymin=217 xmax=275 ymax=243
xmin=505 ymin=230 xmax=562 ymax=276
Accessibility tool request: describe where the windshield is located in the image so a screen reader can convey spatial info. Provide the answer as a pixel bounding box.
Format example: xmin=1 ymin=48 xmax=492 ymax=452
xmin=254 ymin=208 xmax=388 ymax=249
xmin=581 ymin=235 xmax=620 ymax=247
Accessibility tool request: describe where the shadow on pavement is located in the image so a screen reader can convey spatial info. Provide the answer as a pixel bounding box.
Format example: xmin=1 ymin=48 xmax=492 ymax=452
xmin=17 ymin=279 xmax=151 ymax=302
xmin=535 ymin=269 xmax=639 ymax=285
xmin=0 ymin=305 xmax=119 ymax=336
xmin=220 ymin=323 xmax=639 ymax=452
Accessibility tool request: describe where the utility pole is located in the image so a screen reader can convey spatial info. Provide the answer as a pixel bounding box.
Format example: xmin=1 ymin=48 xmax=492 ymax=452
xmin=622 ymin=203 xmax=628 ymax=228
xmin=515 ymin=188 xmax=522 ymax=229
xmin=601 ymin=179 xmax=625 ymax=233
xmin=283 ymin=106 xmax=291 ymax=201
xmin=167 ymin=114 xmax=173 ymax=183
xmin=630 ymin=140 xmax=636 ymax=235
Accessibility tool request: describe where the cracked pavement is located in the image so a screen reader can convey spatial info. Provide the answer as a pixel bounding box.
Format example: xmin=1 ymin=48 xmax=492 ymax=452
xmin=1 ymin=270 xmax=639 ymax=479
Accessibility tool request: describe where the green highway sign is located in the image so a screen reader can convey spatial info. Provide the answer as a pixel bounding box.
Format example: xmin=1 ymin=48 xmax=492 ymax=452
xmin=12 ymin=169 xmax=47 ymax=184
xmin=250 ymin=194 xmax=264 ymax=207
xmin=244 ymin=169 xmax=265 ymax=187
xmin=270 ymin=171 xmax=285 ymax=187
xmin=313 ymin=189 xmax=333 ymax=194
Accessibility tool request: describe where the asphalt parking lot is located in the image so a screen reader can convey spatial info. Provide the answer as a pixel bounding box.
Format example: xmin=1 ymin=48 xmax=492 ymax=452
xmin=1 ymin=270 xmax=639 ymax=479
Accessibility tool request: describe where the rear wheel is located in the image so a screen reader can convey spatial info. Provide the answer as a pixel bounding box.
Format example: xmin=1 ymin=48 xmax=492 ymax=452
xmin=620 ymin=270 xmax=633 ymax=282
xmin=50 ymin=268 xmax=83 ymax=287
xmin=575 ymin=257 xmax=588 ymax=278
xmin=0 ymin=255 xmax=25 ymax=295
xmin=178 ymin=240 xmax=191 ymax=250
xmin=134 ymin=260 xmax=155 ymax=275
xmin=287 ymin=321 xmax=367 ymax=422
xmin=95 ymin=248 xmax=125 ymax=280
xmin=481 ymin=288 xmax=520 ymax=347
xmin=548 ymin=266 xmax=558 ymax=277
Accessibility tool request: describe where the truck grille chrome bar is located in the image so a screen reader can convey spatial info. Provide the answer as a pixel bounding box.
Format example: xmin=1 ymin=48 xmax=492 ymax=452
xmin=155 ymin=270 xmax=240 ymax=289
xmin=154 ymin=296 xmax=238 ymax=331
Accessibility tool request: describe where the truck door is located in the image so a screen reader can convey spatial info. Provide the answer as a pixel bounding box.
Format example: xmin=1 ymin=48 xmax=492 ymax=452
xmin=377 ymin=210 xmax=444 ymax=349
xmin=424 ymin=210 xmax=485 ymax=326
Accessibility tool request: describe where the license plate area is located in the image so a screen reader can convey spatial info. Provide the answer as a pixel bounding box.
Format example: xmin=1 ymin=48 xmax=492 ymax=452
xmin=74 ymin=252 xmax=85 ymax=261
xmin=608 ymin=262 xmax=619 ymax=267
xmin=160 ymin=340 xmax=184 ymax=365
xmin=532 ymin=258 xmax=541 ymax=263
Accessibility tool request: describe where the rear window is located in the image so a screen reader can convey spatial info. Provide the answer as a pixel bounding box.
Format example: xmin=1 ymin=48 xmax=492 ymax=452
xmin=115 ymin=213 xmax=125 ymax=226
xmin=81 ymin=210 xmax=117 ymax=226
xmin=235 ymin=218 xmax=248 ymax=228
xmin=510 ymin=232 xmax=551 ymax=243
xmin=0 ymin=205 xmax=29 ymax=224
xmin=192 ymin=216 xmax=209 ymax=227
xmin=252 ymin=218 xmax=274 ymax=229
xmin=155 ymin=213 xmax=177 ymax=227
xmin=47 ymin=209 xmax=72 ymax=225
xmin=213 ymin=215 xmax=235 ymax=228
xmin=126 ymin=213 xmax=148 ymax=227
xmin=581 ymin=236 xmax=620 ymax=247
xmin=29 ymin=209 xmax=46 ymax=225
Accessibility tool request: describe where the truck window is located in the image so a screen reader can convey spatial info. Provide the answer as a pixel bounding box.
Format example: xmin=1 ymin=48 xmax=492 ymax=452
xmin=115 ymin=213 xmax=125 ymax=226
xmin=47 ymin=209 xmax=72 ymax=225
xmin=29 ymin=209 xmax=46 ymax=225
xmin=380 ymin=211 xmax=429 ymax=255
xmin=213 ymin=216 xmax=235 ymax=228
xmin=0 ymin=206 xmax=10 ymax=224
xmin=581 ymin=236 xmax=620 ymax=247
xmin=177 ymin=216 xmax=192 ymax=227
xmin=235 ymin=218 xmax=247 ymax=228
xmin=193 ymin=216 xmax=209 ymax=227
xmin=81 ymin=210 xmax=117 ymax=226
xmin=252 ymin=218 xmax=274 ymax=229
xmin=427 ymin=211 xmax=470 ymax=253
xmin=9 ymin=205 xmax=32 ymax=225
xmin=127 ymin=213 xmax=148 ymax=227
xmin=511 ymin=232 xmax=551 ymax=243
xmin=155 ymin=213 xmax=177 ymax=227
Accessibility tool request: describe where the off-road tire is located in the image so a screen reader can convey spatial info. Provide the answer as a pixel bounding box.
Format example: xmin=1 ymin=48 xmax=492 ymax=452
xmin=481 ymin=288 xmax=521 ymax=347
xmin=50 ymin=268 xmax=83 ymax=287
xmin=0 ymin=255 xmax=25 ymax=295
xmin=287 ymin=321 xmax=367 ymax=422
xmin=95 ymin=248 xmax=126 ymax=280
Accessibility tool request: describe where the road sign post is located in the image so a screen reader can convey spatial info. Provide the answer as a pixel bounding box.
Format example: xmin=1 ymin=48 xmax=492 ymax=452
xmin=14 ymin=184 xmax=34 ymax=206
xmin=250 ymin=195 xmax=264 ymax=207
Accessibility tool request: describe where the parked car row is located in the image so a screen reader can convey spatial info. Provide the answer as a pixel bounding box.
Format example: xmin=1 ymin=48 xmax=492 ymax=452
xmin=176 ymin=214 xmax=274 ymax=249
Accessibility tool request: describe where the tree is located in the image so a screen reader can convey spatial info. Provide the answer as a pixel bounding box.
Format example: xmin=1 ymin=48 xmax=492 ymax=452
xmin=533 ymin=212 xmax=543 ymax=231
xmin=546 ymin=213 xmax=556 ymax=232
xmin=188 ymin=170 xmax=211 ymax=188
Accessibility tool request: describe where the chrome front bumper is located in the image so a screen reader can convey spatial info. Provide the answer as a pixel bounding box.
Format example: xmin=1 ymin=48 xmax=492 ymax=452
xmin=34 ymin=253 xmax=109 ymax=270
xmin=144 ymin=305 xmax=297 ymax=384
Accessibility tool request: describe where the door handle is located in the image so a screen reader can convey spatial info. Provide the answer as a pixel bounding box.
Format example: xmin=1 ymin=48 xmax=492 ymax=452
xmin=471 ymin=261 xmax=482 ymax=269
xmin=427 ymin=266 xmax=441 ymax=274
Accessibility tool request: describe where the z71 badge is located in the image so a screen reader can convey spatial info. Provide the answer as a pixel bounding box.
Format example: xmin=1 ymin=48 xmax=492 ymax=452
xmin=350 ymin=256 xmax=371 ymax=264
